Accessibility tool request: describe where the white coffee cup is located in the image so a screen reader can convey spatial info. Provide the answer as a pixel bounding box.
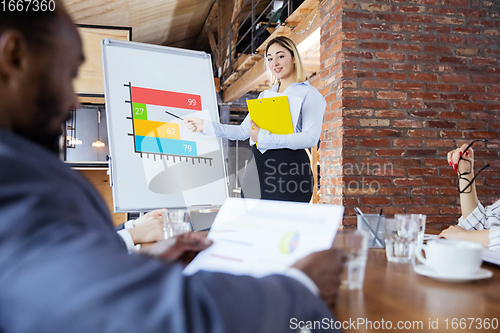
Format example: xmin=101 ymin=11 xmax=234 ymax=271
xmin=416 ymin=239 xmax=483 ymax=276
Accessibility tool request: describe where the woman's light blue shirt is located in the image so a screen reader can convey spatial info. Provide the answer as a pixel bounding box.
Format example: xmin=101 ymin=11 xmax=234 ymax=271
xmin=202 ymin=81 xmax=327 ymax=153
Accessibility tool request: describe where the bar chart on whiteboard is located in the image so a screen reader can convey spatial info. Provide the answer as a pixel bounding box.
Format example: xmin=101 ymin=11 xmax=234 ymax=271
xmin=102 ymin=40 xmax=228 ymax=211
xmin=124 ymin=82 xmax=213 ymax=166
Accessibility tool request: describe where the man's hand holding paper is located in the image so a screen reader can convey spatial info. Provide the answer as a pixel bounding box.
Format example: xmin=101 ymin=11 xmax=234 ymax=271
xmin=184 ymin=199 xmax=344 ymax=306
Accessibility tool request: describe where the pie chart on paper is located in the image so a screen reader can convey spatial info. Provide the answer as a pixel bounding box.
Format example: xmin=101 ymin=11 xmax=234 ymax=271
xmin=279 ymin=231 xmax=300 ymax=255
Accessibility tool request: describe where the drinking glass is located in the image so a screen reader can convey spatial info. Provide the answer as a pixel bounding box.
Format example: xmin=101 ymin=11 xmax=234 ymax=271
xmin=163 ymin=209 xmax=191 ymax=239
xmin=394 ymin=214 xmax=427 ymax=247
xmin=384 ymin=218 xmax=420 ymax=263
xmin=357 ymin=214 xmax=385 ymax=248
xmin=333 ymin=230 xmax=369 ymax=290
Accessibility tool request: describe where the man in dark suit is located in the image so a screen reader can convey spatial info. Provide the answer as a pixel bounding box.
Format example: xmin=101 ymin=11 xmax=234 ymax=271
xmin=0 ymin=2 xmax=344 ymax=332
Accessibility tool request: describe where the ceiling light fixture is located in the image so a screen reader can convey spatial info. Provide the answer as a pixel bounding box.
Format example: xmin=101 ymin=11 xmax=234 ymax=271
xmin=92 ymin=110 xmax=105 ymax=148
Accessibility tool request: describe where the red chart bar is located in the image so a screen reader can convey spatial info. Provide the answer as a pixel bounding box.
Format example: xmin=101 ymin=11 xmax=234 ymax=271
xmin=131 ymin=86 xmax=202 ymax=111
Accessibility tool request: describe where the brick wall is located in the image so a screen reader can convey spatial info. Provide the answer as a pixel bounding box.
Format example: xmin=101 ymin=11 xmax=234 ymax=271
xmin=320 ymin=0 xmax=500 ymax=231
xmin=320 ymin=0 xmax=345 ymax=205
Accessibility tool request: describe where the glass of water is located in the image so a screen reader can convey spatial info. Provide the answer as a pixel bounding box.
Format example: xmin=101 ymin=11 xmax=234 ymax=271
xmin=394 ymin=214 xmax=427 ymax=246
xmin=333 ymin=229 xmax=369 ymax=290
xmin=163 ymin=209 xmax=192 ymax=239
xmin=384 ymin=218 xmax=420 ymax=263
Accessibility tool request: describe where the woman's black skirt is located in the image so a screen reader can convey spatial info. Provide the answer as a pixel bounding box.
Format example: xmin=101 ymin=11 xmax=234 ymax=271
xmin=241 ymin=146 xmax=313 ymax=202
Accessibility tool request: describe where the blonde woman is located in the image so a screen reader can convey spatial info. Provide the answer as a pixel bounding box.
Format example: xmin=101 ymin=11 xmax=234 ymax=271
xmin=185 ymin=36 xmax=326 ymax=202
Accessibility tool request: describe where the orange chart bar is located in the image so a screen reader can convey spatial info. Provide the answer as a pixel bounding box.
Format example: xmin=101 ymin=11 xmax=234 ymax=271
xmin=134 ymin=119 xmax=180 ymax=140
xmin=131 ymin=86 xmax=202 ymax=111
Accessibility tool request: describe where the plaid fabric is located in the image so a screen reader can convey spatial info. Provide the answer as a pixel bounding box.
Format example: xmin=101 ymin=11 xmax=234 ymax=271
xmin=458 ymin=199 xmax=500 ymax=251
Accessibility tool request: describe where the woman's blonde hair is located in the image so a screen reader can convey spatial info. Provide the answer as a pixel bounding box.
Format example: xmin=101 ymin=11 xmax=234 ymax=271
xmin=265 ymin=36 xmax=306 ymax=84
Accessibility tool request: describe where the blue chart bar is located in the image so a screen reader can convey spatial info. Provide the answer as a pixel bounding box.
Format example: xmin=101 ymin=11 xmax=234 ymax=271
xmin=135 ymin=136 xmax=198 ymax=157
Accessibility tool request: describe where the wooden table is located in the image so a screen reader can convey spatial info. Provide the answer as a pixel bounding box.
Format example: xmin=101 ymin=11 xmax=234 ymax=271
xmin=334 ymin=249 xmax=500 ymax=332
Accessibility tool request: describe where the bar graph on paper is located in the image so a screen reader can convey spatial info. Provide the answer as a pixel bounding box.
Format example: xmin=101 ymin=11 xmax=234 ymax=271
xmin=124 ymin=82 xmax=212 ymax=165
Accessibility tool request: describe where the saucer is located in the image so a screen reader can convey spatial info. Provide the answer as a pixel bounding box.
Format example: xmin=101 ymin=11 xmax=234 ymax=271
xmin=414 ymin=264 xmax=493 ymax=283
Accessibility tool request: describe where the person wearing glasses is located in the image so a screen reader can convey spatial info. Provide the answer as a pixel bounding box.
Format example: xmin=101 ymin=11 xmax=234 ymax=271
xmin=439 ymin=141 xmax=500 ymax=251
xmin=184 ymin=36 xmax=326 ymax=202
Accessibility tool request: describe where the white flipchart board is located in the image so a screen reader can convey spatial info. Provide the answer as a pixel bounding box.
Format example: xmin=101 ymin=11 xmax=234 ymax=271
xmin=102 ymin=39 xmax=228 ymax=212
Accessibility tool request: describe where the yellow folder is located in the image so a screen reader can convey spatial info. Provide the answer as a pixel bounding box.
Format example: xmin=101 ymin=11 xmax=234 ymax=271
xmin=246 ymin=96 xmax=294 ymax=135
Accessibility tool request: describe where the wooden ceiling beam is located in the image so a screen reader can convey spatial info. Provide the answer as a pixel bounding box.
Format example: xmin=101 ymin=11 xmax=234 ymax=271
xmin=195 ymin=0 xmax=219 ymax=52
xmin=222 ymin=3 xmax=320 ymax=103
xmin=287 ymin=5 xmax=320 ymax=46
xmin=206 ymin=28 xmax=217 ymax=51
xmin=256 ymin=0 xmax=320 ymax=54
xmin=222 ymin=58 xmax=268 ymax=102
xmin=66 ymin=0 xmax=216 ymax=49
xmin=205 ymin=0 xmax=219 ymax=27
xmin=217 ymin=0 xmax=234 ymax=68
xmin=226 ymin=0 xmax=245 ymax=68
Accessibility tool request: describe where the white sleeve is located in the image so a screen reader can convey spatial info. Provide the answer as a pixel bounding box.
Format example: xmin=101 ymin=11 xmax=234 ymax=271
xmin=458 ymin=200 xmax=500 ymax=230
xmin=483 ymin=199 xmax=500 ymax=228
xmin=201 ymin=116 xmax=251 ymax=141
xmin=283 ymin=267 xmax=319 ymax=296
xmin=116 ymin=230 xmax=140 ymax=253
xmin=458 ymin=199 xmax=500 ymax=250
xmin=257 ymin=89 xmax=326 ymax=150
xmin=488 ymin=226 xmax=500 ymax=251
xmin=124 ymin=220 xmax=135 ymax=229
